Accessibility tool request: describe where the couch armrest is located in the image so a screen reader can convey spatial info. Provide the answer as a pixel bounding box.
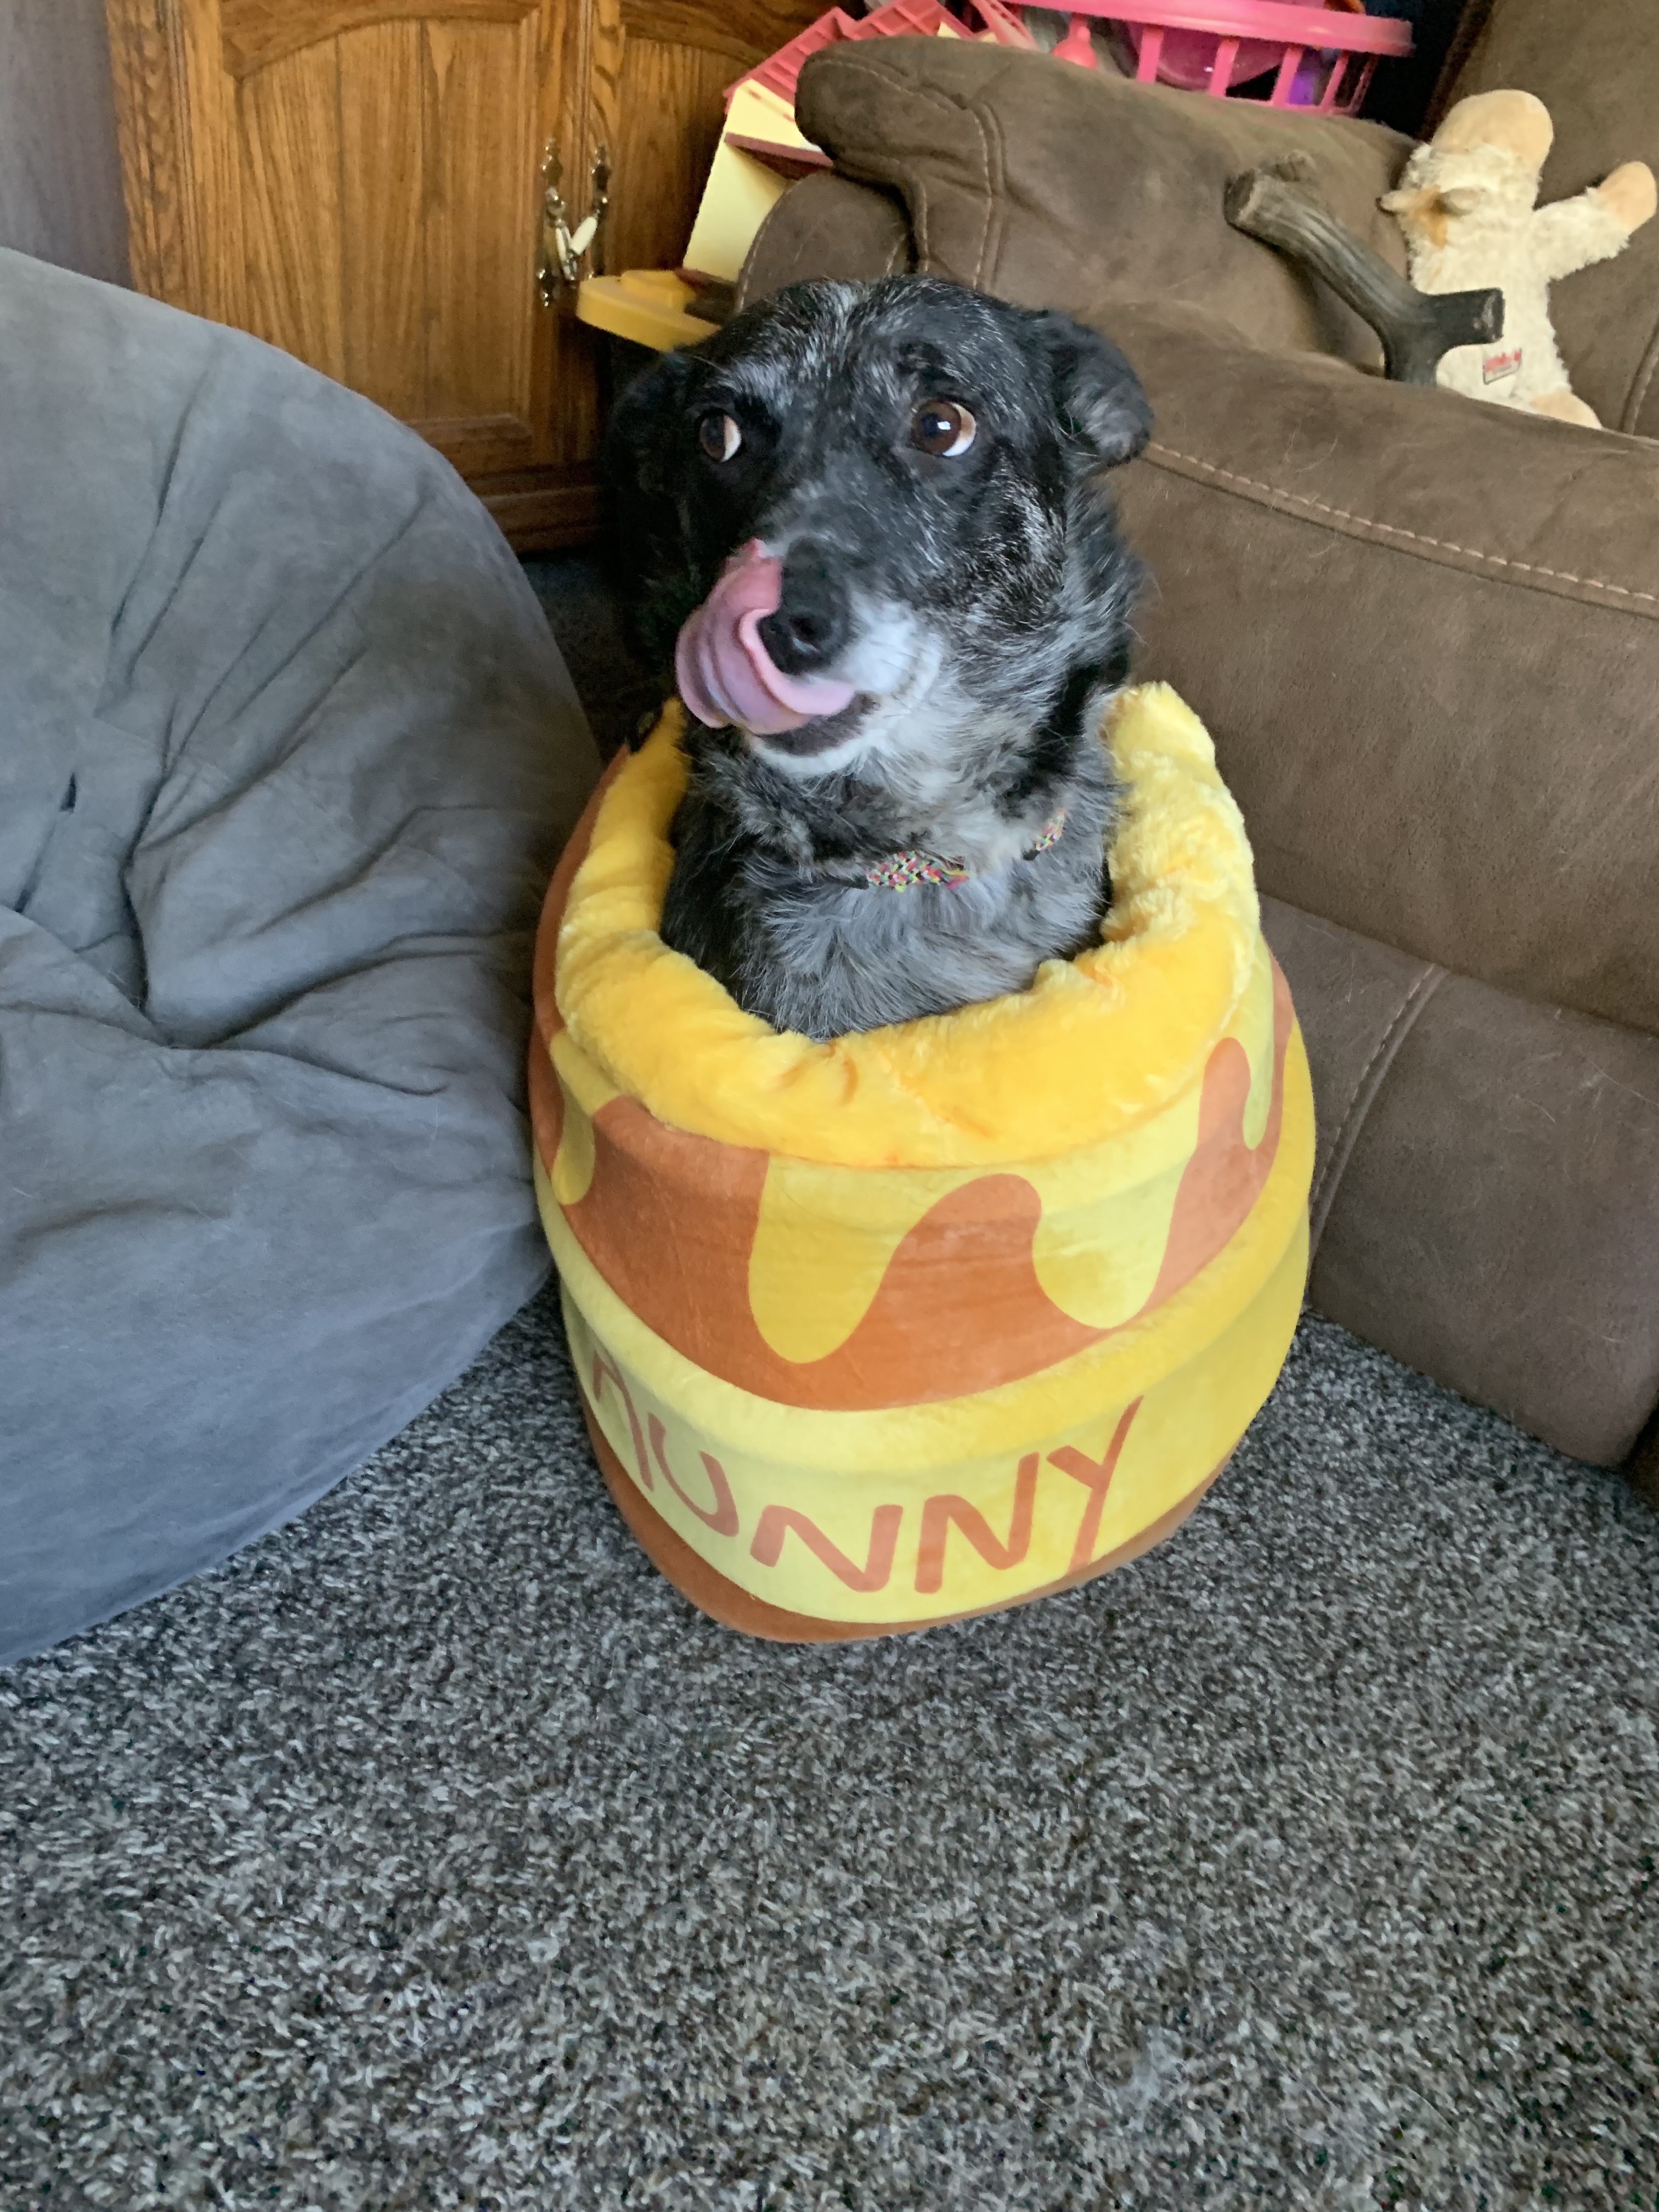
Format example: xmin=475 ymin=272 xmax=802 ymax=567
xmin=738 ymin=172 xmax=915 ymax=312
xmin=794 ymin=41 xmax=1412 ymax=363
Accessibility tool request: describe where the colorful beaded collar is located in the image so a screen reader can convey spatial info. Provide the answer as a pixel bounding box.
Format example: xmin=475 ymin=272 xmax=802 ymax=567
xmin=862 ymin=806 xmax=1067 ymax=890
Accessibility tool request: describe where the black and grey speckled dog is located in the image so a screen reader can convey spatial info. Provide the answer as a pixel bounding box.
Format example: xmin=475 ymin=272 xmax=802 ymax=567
xmin=604 ymin=275 xmax=1151 ymax=1040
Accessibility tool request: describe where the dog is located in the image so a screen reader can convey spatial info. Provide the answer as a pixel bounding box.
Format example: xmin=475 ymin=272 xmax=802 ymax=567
xmin=603 ymin=275 xmax=1151 ymax=1041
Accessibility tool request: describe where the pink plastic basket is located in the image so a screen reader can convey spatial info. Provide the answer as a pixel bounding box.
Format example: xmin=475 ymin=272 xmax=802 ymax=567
xmin=1059 ymin=0 xmax=1410 ymax=113
xmin=731 ymin=0 xmax=1034 ymax=114
xmin=727 ymin=0 xmax=1408 ymax=138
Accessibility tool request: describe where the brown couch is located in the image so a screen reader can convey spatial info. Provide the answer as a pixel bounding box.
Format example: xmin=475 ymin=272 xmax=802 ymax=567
xmin=737 ymin=0 xmax=1659 ymax=1493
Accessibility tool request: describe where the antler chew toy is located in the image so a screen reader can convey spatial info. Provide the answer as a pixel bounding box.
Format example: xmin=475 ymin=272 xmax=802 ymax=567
xmin=1224 ymin=159 xmax=1503 ymax=386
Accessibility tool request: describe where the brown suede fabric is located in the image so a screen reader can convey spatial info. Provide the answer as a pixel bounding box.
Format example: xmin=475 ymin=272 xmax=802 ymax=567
xmin=793 ymin=43 xmax=1411 ymax=364
xmin=1435 ymin=0 xmax=1659 ymax=436
xmin=740 ymin=171 xmax=915 ymax=307
xmin=1264 ymin=898 xmax=1659 ymax=1469
xmin=1102 ymin=298 xmax=1659 ymax=1039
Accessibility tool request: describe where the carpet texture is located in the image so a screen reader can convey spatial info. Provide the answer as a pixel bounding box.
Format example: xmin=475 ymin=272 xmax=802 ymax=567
xmin=2 ymin=1296 xmax=1656 ymax=2211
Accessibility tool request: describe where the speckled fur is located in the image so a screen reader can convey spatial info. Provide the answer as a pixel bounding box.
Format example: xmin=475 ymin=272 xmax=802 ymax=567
xmin=604 ymin=277 xmax=1150 ymax=1039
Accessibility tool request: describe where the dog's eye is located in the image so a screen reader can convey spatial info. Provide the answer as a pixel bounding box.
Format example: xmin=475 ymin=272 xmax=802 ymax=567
xmin=697 ymin=412 xmax=742 ymax=463
xmin=910 ymin=400 xmax=976 ymax=458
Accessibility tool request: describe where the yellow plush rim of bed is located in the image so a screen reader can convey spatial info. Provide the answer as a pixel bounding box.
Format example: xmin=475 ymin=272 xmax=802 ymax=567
xmin=553 ymin=682 xmax=1263 ymax=1169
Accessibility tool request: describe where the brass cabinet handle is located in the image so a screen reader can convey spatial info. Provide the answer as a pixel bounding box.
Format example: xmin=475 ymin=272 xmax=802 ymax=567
xmin=538 ymin=138 xmax=610 ymax=306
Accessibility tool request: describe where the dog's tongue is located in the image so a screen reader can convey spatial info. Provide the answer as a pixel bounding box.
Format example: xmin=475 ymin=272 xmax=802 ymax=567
xmin=675 ymin=540 xmax=856 ymax=736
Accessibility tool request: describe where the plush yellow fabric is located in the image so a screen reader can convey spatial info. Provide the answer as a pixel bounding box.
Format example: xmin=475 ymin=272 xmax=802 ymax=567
xmin=554 ymin=684 xmax=1261 ymax=1169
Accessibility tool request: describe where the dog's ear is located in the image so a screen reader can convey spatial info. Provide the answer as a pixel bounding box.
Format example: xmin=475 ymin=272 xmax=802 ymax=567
xmin=602 ymin=348 xmax=708 ymax=679
xmin=1029 ymin=310 xmax=1152 ymax=470
xmin=603 ymin=345 xmax=704 ymax=507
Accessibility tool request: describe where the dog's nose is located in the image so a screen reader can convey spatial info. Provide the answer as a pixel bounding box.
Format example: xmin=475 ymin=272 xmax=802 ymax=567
xmin=758 ymin=543 xmax=849 ymax=676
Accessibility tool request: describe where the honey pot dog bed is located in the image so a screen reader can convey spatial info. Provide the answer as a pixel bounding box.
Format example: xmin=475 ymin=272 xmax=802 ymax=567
xmin=531 ymin=684 xmax=1314 ymax=1641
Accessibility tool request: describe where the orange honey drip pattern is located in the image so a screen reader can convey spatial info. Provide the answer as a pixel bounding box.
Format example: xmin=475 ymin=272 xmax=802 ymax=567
xmin=530 ymin=780 xmax=1293 ymax=1414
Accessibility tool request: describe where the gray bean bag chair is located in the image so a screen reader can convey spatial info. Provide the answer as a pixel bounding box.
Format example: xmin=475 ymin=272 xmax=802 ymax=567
xmin=0 ymin=250 xmax=599 ymax=1663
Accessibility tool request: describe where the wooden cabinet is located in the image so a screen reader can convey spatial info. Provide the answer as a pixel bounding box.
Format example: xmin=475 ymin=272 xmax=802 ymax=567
xmin=105 ymin=0 xmax=820 ymax=548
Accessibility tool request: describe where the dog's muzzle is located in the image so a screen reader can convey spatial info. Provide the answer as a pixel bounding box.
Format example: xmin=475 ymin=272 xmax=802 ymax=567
xmin=675 ymin=541 xmax=856 ymax=737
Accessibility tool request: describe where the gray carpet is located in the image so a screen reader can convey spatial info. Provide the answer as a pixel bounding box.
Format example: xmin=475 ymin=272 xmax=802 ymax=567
xmin=3 ymin=1293 xmax=1656 ymax=2211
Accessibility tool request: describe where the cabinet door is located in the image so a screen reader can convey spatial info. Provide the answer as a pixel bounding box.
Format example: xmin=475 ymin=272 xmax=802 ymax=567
xmin=588 ymin=0 xmax=827 ymax=286
xmin=107 ymin=0 xmax=602 ymax=546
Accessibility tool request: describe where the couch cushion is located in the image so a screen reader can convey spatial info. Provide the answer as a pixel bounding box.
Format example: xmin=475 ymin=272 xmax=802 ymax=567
xmin=0 ymin=250 xmax=599 ymax=1662
xmin=1437 ymin=0 xmax=1659 ymax=436
xmin=793 ymin=40 xmax=1413 ymax=363
xmin=1265 ymin=896 xmax=1659 ymax=1467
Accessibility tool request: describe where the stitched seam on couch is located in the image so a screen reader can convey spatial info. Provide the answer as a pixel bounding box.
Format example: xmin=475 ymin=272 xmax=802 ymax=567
xmin=1142 ymin=441 xmax=1659 ymax=617
xmin=1308 ymin=961 xmax=1446 ymax=1257
xmin=974 ymin=99 xmax=1008 ymax=290
xmin=964 ymin=96 xmax=992 ymax=285
xmin=735 ymin=183 xmax=915 ymax=314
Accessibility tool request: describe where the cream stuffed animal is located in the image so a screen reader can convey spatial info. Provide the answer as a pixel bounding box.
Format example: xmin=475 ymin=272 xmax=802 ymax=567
xmin=1381 ymin=89 xmax=1656 ymax=426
